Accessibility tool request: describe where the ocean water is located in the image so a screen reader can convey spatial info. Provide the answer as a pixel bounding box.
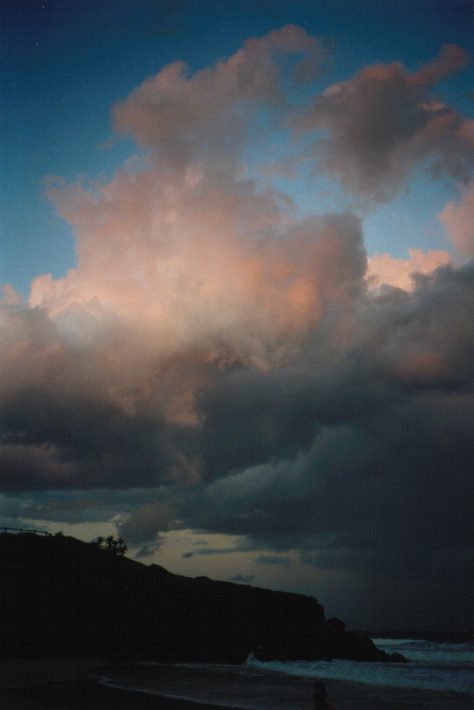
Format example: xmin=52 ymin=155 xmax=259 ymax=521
xmin=245 ymin=637 xmax=474 ymax=695
xmin=99 ymin=636 xmax=474 ymax=709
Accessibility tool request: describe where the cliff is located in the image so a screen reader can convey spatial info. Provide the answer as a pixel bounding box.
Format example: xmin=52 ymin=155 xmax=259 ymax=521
xmin=0 ymin=532 xmax=405 ymax=663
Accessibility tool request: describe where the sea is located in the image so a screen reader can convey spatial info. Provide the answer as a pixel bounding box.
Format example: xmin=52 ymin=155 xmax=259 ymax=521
xmin=98 ymin=635 xmax=474 ymax=709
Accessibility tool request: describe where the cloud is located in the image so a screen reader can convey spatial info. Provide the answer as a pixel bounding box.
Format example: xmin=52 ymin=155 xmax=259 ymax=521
xmin=1 ymin=26 xmax=473 ymax=628
xmin=4 ymin=256 xmax=474 ymax=581
xmin=256 ymin=555 xmax=292 ymax=568
xmin=229 ymin=574 xmax=255 ymax=584
xmin=1 ymin=285 xmax=23 ymax=305
xmin=36 ymin=176 xmax=365 ymax=354
xmin=15 ymin=63 xmax=368 ymax=493
xmin=179 ymin=544 xmax=252 ymax=557
xmin=118 ymin=500 xmax=177 ymax=544
xmin=296 ymin=45 xmax=473 ymax=202
xmin=367 ymin=248 xmax=451 ymax=291
xmin=114 ymin=24 xmax=322 ymax=173
xmin=135 ymin=540 xmax=166 ymax=559
xmin=151 ymin=263 xmax=473 ymax=609
xmin=439 ymin=181 xmax=474 ymax=256
xmin=0 ymin=303 xmax=203 ymax=491
xmin=19 ymin=490 xmax=145 ymax=525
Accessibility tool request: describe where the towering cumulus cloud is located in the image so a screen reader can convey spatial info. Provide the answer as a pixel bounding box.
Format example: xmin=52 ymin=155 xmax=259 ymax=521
xmin=1 ymin=26 xmax=473 ymax=629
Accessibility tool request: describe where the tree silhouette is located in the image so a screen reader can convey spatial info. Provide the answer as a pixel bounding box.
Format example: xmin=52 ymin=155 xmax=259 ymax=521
xmin=90 ymin=535 xmax=127 ymax=556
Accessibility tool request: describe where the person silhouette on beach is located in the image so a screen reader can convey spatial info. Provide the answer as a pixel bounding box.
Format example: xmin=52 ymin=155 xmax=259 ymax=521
xmin=313 ymin=680 xmax=335 ymax=709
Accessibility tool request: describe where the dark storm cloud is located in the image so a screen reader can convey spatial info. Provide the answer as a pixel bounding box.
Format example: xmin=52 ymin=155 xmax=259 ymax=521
xmin=2 ymin=264 xmax=474 ymax=560
xmin=0 ymin=378 xmax=198 ymax=493
xmin=118 ymin=500 xmax=177 ymax=544
xmin=16 ymin=489 xmax=153 ymax=525
xmin=164 ymin=263 xmax=474 ymax=598
xmin=301 ymin=547 xmax=473 ymax=584
xmin=0 ymin=303 xmax=203 ymax=492
xmin=195 ymin=263 xmax=474 ymax=489
xmin=256 ymin=555 xmax=292 ymax=568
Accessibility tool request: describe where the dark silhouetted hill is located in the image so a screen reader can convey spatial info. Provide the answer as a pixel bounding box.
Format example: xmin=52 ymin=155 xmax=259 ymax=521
xmin=0 ymin=532 xmax=405 ymax=663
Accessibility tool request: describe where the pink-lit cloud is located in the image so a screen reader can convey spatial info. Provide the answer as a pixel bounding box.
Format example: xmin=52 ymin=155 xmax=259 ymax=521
xmin=296 ymin=45 xmax=473 ymax=202
xmin=439 ymin=181 xmax=474 ymax=257
xmin=32 ymin=173 xmax=365 ymax=364
xmin=367 ymin=248 xmax=451 ymax=291
xmin=1 ymin=284 xmax=24 ymax=305
xmin=114 ymin=24 xmax=323 ymax=173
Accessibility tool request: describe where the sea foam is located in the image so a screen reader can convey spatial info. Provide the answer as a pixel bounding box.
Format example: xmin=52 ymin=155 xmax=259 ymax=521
xmin=244 ymin=639 xmax=474 ymax=695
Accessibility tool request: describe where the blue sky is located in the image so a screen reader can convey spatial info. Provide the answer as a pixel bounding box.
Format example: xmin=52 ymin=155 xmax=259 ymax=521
xmin=1 ymin=1 xmax=473 ymax=631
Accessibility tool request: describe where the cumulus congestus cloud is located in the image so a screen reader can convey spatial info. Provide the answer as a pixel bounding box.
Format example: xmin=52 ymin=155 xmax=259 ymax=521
xmin=1 ymin=26 xmax=473 ymax=627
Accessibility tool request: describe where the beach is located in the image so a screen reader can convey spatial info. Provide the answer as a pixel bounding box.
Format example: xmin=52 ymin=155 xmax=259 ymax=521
xmin=0 ymin=659 xmax=230 ymax=710
xmin=1 ymin=657 xmax=473 ymax=709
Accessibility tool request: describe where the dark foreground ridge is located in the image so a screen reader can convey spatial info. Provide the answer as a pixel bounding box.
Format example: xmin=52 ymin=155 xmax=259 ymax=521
xmin=0 ymin=532 xmax=406 ymax=663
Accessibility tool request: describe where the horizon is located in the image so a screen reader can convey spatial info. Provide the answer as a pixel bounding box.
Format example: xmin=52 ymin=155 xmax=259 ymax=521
xmin=3 ymin=527 xmax=472 ymax=639
xmin=1 ymin=0 xmax=473 ymax=632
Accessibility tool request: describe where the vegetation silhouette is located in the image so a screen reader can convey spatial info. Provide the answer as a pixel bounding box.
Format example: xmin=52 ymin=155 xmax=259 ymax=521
xmin=91 ymin=535 xmax=128 ymax=556
xmin=0 ymin=531 xmax=406 ymax=664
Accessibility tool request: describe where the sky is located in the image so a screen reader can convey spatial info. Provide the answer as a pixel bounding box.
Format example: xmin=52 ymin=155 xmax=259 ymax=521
xmin=1 ymin=0 xmax=473 ymax=632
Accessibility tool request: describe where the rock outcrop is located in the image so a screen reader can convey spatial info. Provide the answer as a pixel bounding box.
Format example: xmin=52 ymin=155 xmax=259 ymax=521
xmin=0 ymin=532 xmax=405 ymax=663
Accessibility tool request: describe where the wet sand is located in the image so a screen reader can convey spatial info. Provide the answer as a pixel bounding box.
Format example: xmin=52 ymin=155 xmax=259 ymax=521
xmin=1 ymin=684 xmax=234 ymax=709
xmin=1 ymin=659 xmax=472 ymax=709
xmin=0 ymin=659 xmax=230 ymax=709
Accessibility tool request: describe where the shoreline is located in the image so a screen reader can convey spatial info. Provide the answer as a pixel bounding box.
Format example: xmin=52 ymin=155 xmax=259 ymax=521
xmin=3 ymin=683 xmax=235 ymax=710
xmin=0 ymin=659 xmax=233 ymax=710
xmin=1 ymin=657 xmax=473 ymax=710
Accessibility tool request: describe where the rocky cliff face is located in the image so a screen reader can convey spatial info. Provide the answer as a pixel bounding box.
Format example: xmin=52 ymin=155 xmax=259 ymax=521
xmin=0 ymin=533 xmax=405 ymax=663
